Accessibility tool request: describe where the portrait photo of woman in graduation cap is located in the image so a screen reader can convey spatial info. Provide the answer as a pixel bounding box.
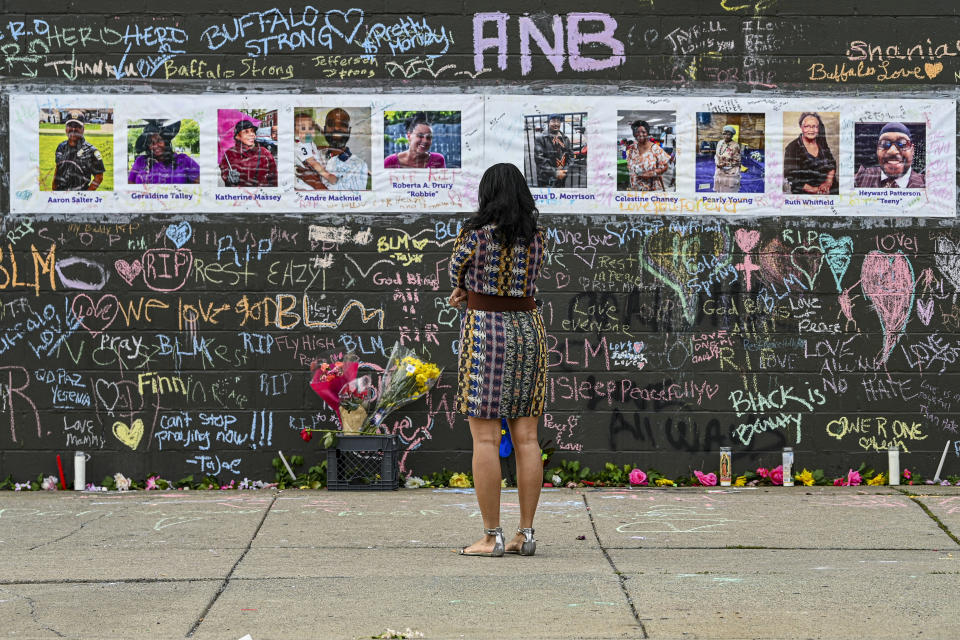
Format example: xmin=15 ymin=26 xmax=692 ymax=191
xmin=127 ymin=118 xmax=200 ymax=185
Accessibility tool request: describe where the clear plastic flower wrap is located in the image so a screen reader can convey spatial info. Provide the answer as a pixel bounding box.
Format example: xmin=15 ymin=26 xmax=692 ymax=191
xmin=368 ymin=342 xmax=442 ymax=430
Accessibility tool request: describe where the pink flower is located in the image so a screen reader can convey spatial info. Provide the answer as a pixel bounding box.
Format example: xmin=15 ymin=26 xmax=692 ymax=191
xmin=769 ymin=465 xmax=784 ymax=486
xmin=693 ymin=470 xmax=717 ymax=486
xmin=903 ymin=469 xmax=912 ymax=479
xmin=145 ymin=476 xmax=158 ymax=491
xmin=628 ymin=469 xmax=648 ymax=486
xmin=833 ymin=477 xmax=844 ymax=486
xmin=756 ymin=467 xmax=770 ymax=478
xmin=846 ymin=470 xmax=862 ymax=486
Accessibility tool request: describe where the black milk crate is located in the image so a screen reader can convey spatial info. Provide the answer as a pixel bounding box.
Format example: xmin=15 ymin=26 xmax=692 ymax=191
xmin=327 ymin=434 xmax=400 ymax=490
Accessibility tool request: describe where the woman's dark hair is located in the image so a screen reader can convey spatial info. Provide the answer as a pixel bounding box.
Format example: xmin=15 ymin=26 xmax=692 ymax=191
xmin=464 ymin=163 xmax=540 ymax=247
xmin=631 ymin=120 xmax=650 ymax=137
xmin=798 ymin=111 xmax=832 ymax=154
xmin=405 ymin=112 xmax=431 ymax=134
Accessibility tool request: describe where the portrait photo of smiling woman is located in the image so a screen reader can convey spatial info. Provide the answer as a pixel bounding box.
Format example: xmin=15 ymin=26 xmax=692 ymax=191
xmin=384 ymin=111 xmax=461 ymax=169
xmin=782 ymin=111 xmax=839 ymax=195
xmin=854 ymin=121 xmax=926 ymax=189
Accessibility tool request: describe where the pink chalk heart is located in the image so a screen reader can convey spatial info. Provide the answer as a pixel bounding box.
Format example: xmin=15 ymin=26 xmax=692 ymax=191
xmin=734 ymin=229 xmax=760 ymax=252
xmin=114 ymin=259 xmax=143 ymax=286
xmin=71 ymin=293 xmax=119 ymax=335
xmin=860 ymin=251 xmax=915 ymax=362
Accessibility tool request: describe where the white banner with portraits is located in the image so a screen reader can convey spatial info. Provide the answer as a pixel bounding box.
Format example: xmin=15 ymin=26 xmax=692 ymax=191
xmin=8 ymin=94 xmax=955 ymax=216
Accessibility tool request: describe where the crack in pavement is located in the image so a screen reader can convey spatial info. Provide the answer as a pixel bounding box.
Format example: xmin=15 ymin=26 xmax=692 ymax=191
xmin=185 ymin=489 xmax=280 ymax=638
xmin=0 ymin=586 xmax=66 ymax=638
xmin=28 ymin=511 xmax=112 ymax=551
xmin=895 ymin=488 xmax=960 ymax=547
xmin=581 ymin=492 xmax=647 ymax=638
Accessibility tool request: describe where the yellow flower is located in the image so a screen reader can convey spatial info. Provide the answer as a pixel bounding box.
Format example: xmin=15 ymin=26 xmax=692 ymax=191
xmin=654 ymin=477 xmax=675 ymax=487
xmin=867 ymin=473 xmax=886 ymax=486
xmin=734 ymin=476 xmax=747 ymax=487
xmin=449 ymin=472 xmax=472 ymax=488
xmin=795 ymin=469 xmax=815 ymax=486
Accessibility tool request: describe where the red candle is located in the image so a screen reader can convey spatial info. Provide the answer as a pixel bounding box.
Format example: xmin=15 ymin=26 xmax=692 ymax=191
xmin=56 ymin=455 xmax=66 ymax=491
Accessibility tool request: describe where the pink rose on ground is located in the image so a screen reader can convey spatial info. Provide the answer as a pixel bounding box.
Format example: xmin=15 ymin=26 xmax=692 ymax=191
xmin=833 ymin=477 xmax=844 ymax=486
xmin=769 ymin=465 xmax=784 ymax=486
xmin=757 ymin=467 xmax=769 ymax=478
xmin=693 ymin=470 xmax=717 ymax=486
xmin=628 ymin=469 xmax=648 ymax=486
xmin=846 ymin=470 xmax=862 ymax=486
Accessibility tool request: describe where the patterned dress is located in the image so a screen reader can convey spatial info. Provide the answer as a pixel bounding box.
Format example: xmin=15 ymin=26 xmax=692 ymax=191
xmin=449 ymin=224 xmax=547 ymax=418
xmin=626 ymin=143 xmax=670 ymax=191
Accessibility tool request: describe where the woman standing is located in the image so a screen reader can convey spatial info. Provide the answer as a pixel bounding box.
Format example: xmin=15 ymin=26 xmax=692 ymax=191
xmin=713 ymin=125 xmax=742 ymax=193
xmin=783 ymin=112 xmax=837 ymax=194
xmin=625 ymin=120 xmax=670 ymax=191
xmin=448 ymin=163 xmax=547 ymax=557
xmin=384 ymin=112 xmax=446 ymax=169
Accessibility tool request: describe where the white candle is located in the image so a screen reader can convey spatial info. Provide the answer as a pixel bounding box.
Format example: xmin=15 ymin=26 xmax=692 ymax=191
xmin=888 ymin=446 xmax=900 ymax=485
xmin=73 ymin=451 xmax=85 ymax=491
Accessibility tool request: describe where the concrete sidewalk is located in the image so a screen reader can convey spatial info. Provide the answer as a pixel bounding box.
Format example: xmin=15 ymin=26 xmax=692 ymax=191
xmin=1 ymin=486 xmax=958 ymax=639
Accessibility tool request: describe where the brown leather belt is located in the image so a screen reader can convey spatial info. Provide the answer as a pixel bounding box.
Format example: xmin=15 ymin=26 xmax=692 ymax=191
xmin=466 ymin=291 xmax=536 ymax=312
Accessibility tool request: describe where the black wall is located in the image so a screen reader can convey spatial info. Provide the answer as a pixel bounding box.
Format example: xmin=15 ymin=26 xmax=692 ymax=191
xmin=2 ymin=1 xmax=960 ymax=482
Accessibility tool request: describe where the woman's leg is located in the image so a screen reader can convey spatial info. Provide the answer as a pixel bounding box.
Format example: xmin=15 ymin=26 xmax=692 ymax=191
xmin=462 ymin=416 xmax=503 ymax=554
xmin=505 ymin=415 xmax=542 ymax=551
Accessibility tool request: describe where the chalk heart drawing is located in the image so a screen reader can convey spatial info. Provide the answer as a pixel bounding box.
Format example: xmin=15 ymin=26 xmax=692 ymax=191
xmin=925 ymin=62 xmax=944 ymax=79
xmin=861 ymin=251 xmax=915 ymax=363
xmin=573 ymin=245 xmax=596 ymax=268
xmin=95 ymin=379 xmax=121 ymax=412
xmin=325 ymin=8 xmax=364 ymax=43
xmin=934 ymin=237 xmax=960 ymax=291
xmin=734 ymin=229 xmax=760 ymax=252
xmin=112 ymin=419 xmax=144 ymax=450
xmin=436 ymin=307 xmax=459 ymax=327
xmin=916 ymin=298 xmax=935 ymax=325
xmin=643 ymin=227 xmax=727 ymax=325
xmin=114 ymin=259 xmax=143 ymax=286
xmin=790 ymin=245 xmax=823 ymax=290
xmin=71 ymin=293 xmax=119 ymax=335
xmin=818 ymin=233 xmax=853 ymax=291
xmin=165 ymin=221 xmax=192 ymax=249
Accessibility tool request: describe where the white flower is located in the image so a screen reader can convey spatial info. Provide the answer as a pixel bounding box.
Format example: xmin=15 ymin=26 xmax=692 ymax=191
xmin=41 ymin=475 xmax=59 ymax=491
xmin=114 ymin=473 xmax=132 ymax=491
xmin=405 ymin=476 xmax=426 ymax=489
xmin=551 ymin=474 xmax=562 ymax=486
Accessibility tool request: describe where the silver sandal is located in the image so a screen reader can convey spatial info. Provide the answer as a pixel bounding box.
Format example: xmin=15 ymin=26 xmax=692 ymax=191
xmin=458 ymin=527 xmax=505 ymax=557
xmin=507 ymin=527 xmax=536 ymax=556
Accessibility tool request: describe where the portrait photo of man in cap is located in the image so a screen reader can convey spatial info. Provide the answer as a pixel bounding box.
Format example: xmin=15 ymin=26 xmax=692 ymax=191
xmin=217 ymin=109 xmax=279 ymax=188
xmin=854 ymin=122 xmax=926 ymax=189
xmin=40 ymin=110 xmax=112 ymax=191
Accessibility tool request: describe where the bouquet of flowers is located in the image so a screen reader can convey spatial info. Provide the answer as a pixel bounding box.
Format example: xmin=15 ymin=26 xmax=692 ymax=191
xmin=368 ymin=343 xmax=442 ymax=430
xmin=338 ymin=375 xmax=377 ymax=435
xmin=309 ymin=353 xmax=360 ymax=426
